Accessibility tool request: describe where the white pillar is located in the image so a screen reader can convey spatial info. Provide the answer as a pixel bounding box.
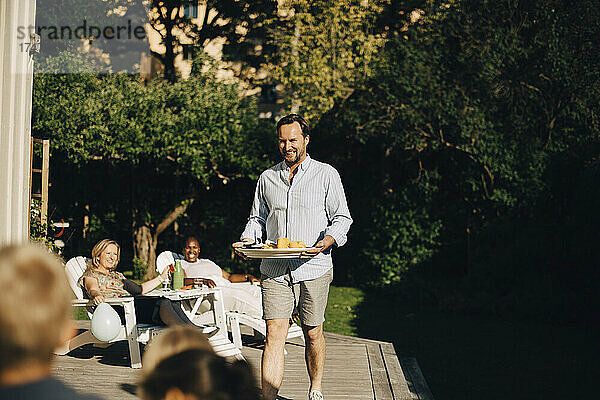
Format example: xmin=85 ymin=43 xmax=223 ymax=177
xmin=0 ymin=0 xmax=36 ymax=246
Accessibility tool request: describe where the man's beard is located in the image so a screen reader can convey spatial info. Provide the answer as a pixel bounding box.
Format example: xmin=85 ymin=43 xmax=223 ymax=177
xmin=283 ymin=149 xmax=304 ymax=164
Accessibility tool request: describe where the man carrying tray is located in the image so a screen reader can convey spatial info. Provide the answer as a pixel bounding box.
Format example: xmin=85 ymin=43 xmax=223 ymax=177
xmin=232 ymin=114 xmax=352 ymax=400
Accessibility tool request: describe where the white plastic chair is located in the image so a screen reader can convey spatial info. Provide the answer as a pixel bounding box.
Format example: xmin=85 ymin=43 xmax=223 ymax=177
xmin=156 ymin=251 xmax=305 ymax=349
xmin=57 ymin=256 xmax=242 ymax=367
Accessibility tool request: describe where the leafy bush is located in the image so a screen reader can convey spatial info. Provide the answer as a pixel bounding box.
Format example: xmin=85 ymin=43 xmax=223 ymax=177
xmin=132 ymin=257 xmax=147 ymax=280
xmin=32 ymin=54 xmax=277 ymax=273
xmin=29 ymin=199 xmax=57 ymax=252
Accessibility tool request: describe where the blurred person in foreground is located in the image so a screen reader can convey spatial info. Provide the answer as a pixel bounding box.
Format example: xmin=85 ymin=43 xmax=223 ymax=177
xmin=0 ymin=244 xmax=102 ymax=400
xmin=139 ymin=326 xmax=259 ymax=400
xmin=138 ymin=349 xmax=260 ymax=400
xmin=140 ymin=325 xmax=212 ymax=379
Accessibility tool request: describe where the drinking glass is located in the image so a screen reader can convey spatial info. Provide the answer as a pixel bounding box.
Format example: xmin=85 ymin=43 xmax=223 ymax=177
xmin=162 ymin=271 xmax=171 ymax=290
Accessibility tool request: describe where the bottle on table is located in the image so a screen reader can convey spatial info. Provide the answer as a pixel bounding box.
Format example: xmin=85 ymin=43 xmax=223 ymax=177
xmin=172 ymin=260 xmax=184 ymax=290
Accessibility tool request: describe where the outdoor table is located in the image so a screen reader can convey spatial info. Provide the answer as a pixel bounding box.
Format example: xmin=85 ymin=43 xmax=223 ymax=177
xmin=144 ymin=287 xmax=228 ymax=333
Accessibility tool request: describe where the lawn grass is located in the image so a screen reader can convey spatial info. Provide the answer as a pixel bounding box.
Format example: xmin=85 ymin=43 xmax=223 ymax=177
xmin=73 ymin=306 xmax=89 ymax=320
xmin=323 ymin=285 xmax=364 ymax=336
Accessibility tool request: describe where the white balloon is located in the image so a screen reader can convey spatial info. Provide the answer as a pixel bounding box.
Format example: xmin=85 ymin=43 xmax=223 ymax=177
xmin=91 ymin=302 xmax=121 ymax=342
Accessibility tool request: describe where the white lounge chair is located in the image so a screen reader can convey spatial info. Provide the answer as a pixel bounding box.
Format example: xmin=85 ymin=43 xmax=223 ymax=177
xmin=156 ymin=251 xmax=304 ymax=349
xmin=57 ymin=256 xmax=242 ymax=368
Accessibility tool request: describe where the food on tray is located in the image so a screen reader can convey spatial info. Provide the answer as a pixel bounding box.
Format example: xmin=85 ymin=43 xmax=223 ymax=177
xmin=268 ymin=238 xmax=307 ymax=249
xmin=239 ymin=240 xmax=316 ymax=258
xmin=276 ymin=238 xmax=291 ymax=248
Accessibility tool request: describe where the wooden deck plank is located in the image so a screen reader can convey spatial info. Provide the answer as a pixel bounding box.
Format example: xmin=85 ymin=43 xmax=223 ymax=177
xmin=52 ymin=342 xmax=140 ymax=399
xmin=263 ymin=341 xmax=372 ymax=400
xmin=399 ymin=357 xmax=435 ymax=400
xmin=366 ymin=343 xmax=393 ymax=400
xmin=324 ymin=333 xmax=434 ymax=400
xmin=52 ymin=333 xmax=432 ymax=400
xmin=325 ymin=331 xmax=389 ymax=345
xmin=380 ymin=342 xmax=416 ymax=400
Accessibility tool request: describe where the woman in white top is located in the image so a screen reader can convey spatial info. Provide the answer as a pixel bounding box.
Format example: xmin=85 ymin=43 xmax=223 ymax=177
xmin=177 ymin=237 xmax=263 ymax=319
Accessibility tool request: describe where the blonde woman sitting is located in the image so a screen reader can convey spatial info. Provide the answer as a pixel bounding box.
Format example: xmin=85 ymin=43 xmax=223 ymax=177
xmin=81 ymin=239 xmax=213 ymax=330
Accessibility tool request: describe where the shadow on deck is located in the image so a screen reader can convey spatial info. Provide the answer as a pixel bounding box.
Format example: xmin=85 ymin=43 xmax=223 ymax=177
xmin=53 ymin=331 xmax=434 ymax=400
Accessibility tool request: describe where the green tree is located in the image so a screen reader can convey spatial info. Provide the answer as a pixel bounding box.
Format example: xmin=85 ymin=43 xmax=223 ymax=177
xmin=32 ymin=55 xmax=273 ymax=276
xmin=266 ymin=0 xmax=388 ymax=123
xmin=316 ymin=0 xmax=600 ymax=294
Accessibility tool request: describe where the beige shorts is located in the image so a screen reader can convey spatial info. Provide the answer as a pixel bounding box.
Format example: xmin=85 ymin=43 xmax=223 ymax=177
xmin=261 ymin=268 xmax=333 ymax=327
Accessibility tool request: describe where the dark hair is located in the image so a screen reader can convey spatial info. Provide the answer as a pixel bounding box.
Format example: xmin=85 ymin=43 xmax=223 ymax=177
xmin=138 ymin=349 xmax=261 ymax=400
xmin=276 ymin=114 xmax=310 ymax=137
xmin=185 ymin=237 xmax=200 ymax=246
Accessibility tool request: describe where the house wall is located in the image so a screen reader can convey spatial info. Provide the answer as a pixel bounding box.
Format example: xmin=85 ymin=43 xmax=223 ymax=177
xmin=0 ymin=0 xmax=36 ymax=245
xmin=143 ymin=2 xmax=234 ymax=81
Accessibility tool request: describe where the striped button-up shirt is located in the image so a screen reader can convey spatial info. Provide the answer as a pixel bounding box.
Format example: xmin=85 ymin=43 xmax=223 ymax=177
xmin=241 ymin=156 xmax=352 ymax=283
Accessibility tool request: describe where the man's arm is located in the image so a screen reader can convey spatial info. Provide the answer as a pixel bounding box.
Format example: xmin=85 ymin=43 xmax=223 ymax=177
xmin=305 ymin=167 xmax=353 ymax=255
xmin=223 ymin=269 xmax=260 ymax=284
xmin=322 ymin=167 xmax=353 ymax=246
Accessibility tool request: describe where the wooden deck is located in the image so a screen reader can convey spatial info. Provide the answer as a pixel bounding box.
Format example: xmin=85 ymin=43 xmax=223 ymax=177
xmin=53 ymin=331 xmax=433 ymax=400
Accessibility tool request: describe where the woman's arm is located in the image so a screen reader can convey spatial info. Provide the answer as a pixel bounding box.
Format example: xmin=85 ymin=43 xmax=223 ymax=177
xmin=140 ymin=267 xmax=169 ymax=294
xmin=122 ymin=279 xmax=142 ymax=296
xmin=83 ymin=277 xmax=105 ymax=305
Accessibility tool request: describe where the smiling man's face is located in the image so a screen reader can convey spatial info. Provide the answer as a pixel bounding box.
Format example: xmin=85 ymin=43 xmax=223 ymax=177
xmin=278 ymin=121 xmax=309 ymax=166
xmin=184 ymin=239 xmax=200 ymax=262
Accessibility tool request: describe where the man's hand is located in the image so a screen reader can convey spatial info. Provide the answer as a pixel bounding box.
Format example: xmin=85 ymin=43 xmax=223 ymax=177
xmin=193 ymin=278 xmax=216 ymax=288
xmin=302 ymin=235 xmax=336 ymax=257
xmin=246 ymin=274 xmax=260 ymax=284
xmin=232 ymin=239 xmax=252 ymax=260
